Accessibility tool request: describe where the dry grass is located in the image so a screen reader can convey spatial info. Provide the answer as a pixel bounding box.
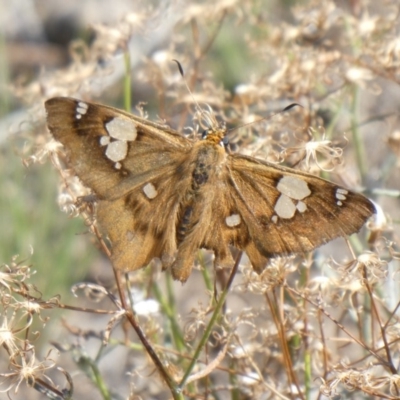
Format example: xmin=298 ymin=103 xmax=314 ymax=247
xmin=1 ymin=1 xmax=400 ymax=399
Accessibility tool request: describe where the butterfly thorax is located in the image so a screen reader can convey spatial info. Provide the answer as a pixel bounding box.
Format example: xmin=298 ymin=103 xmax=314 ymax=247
xmin=176 ymin=138 xmax=227 ymax=243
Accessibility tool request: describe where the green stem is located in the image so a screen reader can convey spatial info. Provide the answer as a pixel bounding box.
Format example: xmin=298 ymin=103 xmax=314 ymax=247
xmin=178 ymin=253 xmax=242 ymax=390
xmin=199 ymin=251 xmax=213 ymax=292
xmin=124 ymin=49 xmax=132 ymax=112
xmin=78 ymin=354 xmax=111 ymax=400
xmin=152 ymin=279 xmax=186 ymax=352
xmin=304 ymin=349 xmax=311 ymax=400
xmin=350 ymin=85 xmax=367 ymax=184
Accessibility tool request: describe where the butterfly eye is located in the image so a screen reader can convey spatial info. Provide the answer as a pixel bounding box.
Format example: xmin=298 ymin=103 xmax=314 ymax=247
xmin=201 ymin=130 xmax=209 ymax=139
xmin=218 ymin=135 xmax=229 ymax=148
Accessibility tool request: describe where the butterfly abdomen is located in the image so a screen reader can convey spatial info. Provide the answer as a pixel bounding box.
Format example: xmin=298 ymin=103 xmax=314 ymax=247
xmin=176 ymin=206 xmax=193 ymax=243
xmin=171 ymin=141 xmax=227 ymax=280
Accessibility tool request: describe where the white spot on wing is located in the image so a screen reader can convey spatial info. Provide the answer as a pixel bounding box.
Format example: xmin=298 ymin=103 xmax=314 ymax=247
xmin=225 ymin=214 xmax=241 ymax=227
xmin=336 ymin=188 xmax=348 ymax=195
xmin=75 ymin=101 xmax=89 ymax=119
xmin=296 ymin=201 xmax=307 ymax=213
xmin=274 ymin=194 xmax=296 ymax=219
xmin=277 ymin=176 xmax=311 ymax=200
xmin=105 ymin=117 xmax=137 ymax=141
xmin=143 ymin=183 xmax=158 ymax=199
xmin=100 ymin=136 xmax=110 ymax=146
xmin=100 ymin=117 xmax=137 ymax=168
xmin=271 ymin=215 xmax=278 ymax=224
xmin=335 ymin=188 xmax=348 ymax=206
xmin=105 ymin=140 xmax=128 ymax=162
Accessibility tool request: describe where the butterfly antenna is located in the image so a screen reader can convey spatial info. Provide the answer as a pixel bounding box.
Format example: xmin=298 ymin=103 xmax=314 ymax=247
xmin=226 ymin=103 xmax=303 ymax=135
xmin=172 ymin=59 xmax=215 ymax=130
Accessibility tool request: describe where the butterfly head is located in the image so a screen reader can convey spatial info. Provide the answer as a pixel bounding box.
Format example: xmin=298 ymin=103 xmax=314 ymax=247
xmin=195 ymin=105 xmax=228 ymax=148
xmin=201 ymin=128 xmax=228 ymax=148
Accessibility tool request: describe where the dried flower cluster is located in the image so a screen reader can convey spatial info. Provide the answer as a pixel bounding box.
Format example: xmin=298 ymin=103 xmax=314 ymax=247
xmin=0 ymin=258 xmax=71 ymax=398
xmin=2 ymin=0 xmax=400 ymax=399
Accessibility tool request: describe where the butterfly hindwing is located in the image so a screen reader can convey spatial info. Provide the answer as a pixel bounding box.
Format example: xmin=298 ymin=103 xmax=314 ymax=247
xmin=96 ymin=169 xmax=189 ymax=272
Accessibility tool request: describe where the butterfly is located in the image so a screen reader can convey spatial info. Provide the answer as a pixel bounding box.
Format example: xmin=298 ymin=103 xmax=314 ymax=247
xmin=45 ymin=97 xmax=375 ymax=282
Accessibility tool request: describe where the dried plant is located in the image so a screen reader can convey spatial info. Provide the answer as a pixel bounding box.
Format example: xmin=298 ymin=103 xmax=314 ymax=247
xmin=1 ymin=1 xmax=400 ymax=399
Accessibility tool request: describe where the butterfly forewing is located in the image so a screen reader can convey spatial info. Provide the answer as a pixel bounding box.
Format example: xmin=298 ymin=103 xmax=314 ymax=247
xmin=45 ymin=97 xmax=375 ymax=282
xmin=45 ymin=97 xmax=191 ymax=200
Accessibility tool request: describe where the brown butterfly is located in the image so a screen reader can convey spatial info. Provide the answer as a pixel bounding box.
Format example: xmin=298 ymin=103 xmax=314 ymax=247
xmin=45 ymin=97 xmax=375 ymax=282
